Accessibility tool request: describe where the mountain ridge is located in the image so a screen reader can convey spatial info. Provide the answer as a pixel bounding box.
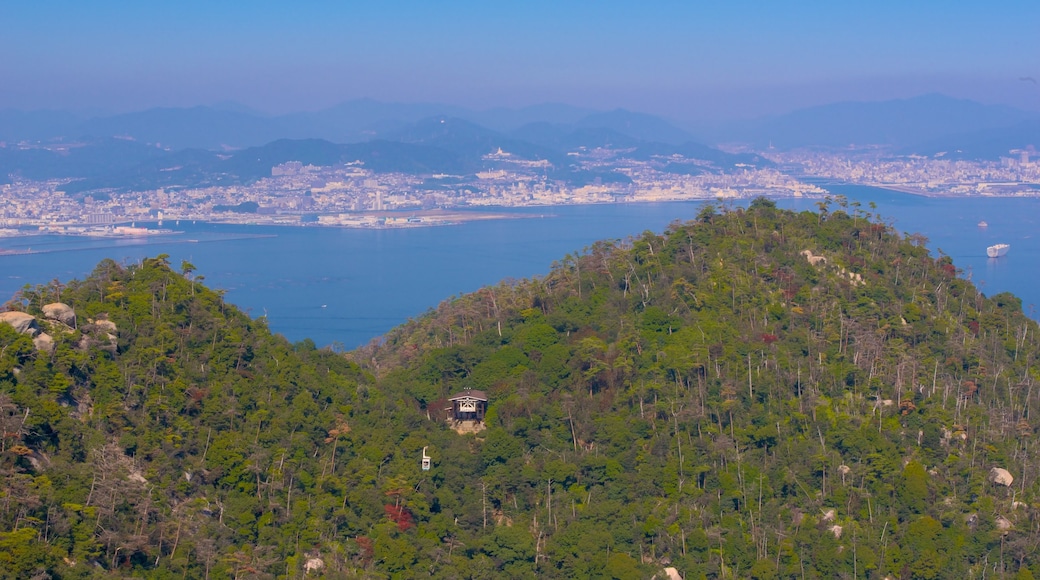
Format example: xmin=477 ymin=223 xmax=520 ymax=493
xmin=710 ymin=93 xmax=1040 ymax=149
xmin=7 ymin=94 xmax=1038 ymax=154
xmin=3 ymin=203 xmax=1040 ymax=577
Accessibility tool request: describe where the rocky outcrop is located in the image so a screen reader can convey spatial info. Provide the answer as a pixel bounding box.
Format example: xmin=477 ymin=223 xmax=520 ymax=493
xmin=996 ymin=515 xmax=1013 ymax=532
xmin=78 ymin=317 xmax=119 ymax=353
xmin=0 ymin=311 xmax=40 ymax=336
xmin=33 ymin=333 xmax=55 ymax=354
xmin=304 ymin=557 xmax=325 ymax=574
xmin=841 ymin=269 xmax=865 ymax=285
xmin=799 ymin=250 xmax=865 ymax=286
xmin=989 ymin=467 xmax=1014 ymax=486
xmin=800 ymin=249 xmax=827 ymax=266
xmin=42 ymin=302 xmax=76 ymax=327
xmin=92 ymin=319 xmax=117 ymax=339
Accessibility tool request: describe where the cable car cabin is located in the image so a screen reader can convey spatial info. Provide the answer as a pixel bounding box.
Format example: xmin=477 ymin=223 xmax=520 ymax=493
xmin=446 ymin=390 xmax=488 ymax=433
xmin=421 ymin=446 xmax=431 ymax=471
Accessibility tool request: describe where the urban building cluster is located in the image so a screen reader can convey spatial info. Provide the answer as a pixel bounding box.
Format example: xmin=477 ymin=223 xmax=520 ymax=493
xmin=772 ymin=149 xmax=1040 ymax=195
xmin=1 ymin=147 xmax=1038 ymax=235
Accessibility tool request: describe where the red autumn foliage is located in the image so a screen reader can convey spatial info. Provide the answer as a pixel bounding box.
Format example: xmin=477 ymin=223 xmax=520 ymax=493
xmin=384 ymin=504 xmax=414 ymax=531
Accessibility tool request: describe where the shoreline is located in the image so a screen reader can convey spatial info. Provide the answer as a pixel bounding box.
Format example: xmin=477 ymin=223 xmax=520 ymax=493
xmin=815 ymin=181 xmax=1040 ymax=199
xmin=10 ymin=185 xmax=1040 ymax=237
xmin=3 ymin=191 xmax=1039 ymax=348
xmin=867 ymin=184 xmax=935 ymax=197
xmin=804 ymin=179 xmax=936 ymax=197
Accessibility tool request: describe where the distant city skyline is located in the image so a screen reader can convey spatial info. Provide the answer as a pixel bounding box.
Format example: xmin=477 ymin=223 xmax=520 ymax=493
xmin=3 ymin=0 xmax=1039 ymax=120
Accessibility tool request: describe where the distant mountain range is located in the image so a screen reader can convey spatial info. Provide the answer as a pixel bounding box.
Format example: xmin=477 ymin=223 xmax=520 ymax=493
xmin=2 ymin=105 xmax=763 ymax=195
xmin=56 ymin=138 xmax=477 ymax=195
xmin=707 ymin=94 xmax=1040 ymax=152
xmin=902 ymin=119 xmax=1040 ymax=160
xmin=3 ymin=94 xmax=1040 ymax=195
xmin=6 ymin=94 xmax=1039 ymax=153
xmin=0 ymin=138 xmax=169 ymax=181
xmin=0 ymin=100 xmax=615 ymax=150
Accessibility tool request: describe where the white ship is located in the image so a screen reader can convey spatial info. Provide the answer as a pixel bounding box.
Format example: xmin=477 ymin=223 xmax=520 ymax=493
xmin=978 ymin=220 xmax=988 ymax=227
xmin=987 ymin=243 xmax=1010 ymax=258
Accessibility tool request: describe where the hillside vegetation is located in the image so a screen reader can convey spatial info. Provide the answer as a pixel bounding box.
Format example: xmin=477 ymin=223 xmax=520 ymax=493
xmin=3 ymin=199 xmax=1040 ymax=579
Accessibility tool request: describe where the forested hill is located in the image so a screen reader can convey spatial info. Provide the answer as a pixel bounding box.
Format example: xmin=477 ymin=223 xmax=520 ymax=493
xmin=2 ymin=201 xmax=1040 ymax=578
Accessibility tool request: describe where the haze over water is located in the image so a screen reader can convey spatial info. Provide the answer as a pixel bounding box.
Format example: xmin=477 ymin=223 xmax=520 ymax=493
xmin=2 ymin=187 xmax=1037 ymax=348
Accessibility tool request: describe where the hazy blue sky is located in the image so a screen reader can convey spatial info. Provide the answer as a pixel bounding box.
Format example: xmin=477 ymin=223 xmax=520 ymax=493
xmin=3 ymin=0 xmax=1039 ymax=119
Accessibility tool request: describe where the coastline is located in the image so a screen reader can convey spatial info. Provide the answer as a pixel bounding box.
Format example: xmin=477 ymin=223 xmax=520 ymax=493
xmin=817 ymin=181 xmax=1040 ymax=199
xmin=307 ymin=208 xmax=548 ymax=229
xmin=11 ymin=183 xmax=1040 ymax=237
xmin=3 ymin=189 xmax=1040 ymax=347
xmin=869 ymin=184 xmax=935 ymax=197
xmin=802 ymin=179 xmax=936 ymax=198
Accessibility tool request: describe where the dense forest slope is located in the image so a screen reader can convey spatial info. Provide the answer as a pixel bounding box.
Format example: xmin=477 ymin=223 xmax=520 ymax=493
xmin=3 ymin=200 xmax=1040 ymax=579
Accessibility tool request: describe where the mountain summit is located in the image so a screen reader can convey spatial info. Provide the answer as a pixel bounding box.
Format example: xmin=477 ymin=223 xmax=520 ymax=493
xmin=3 ymin=202 xmax=1040 ymax=577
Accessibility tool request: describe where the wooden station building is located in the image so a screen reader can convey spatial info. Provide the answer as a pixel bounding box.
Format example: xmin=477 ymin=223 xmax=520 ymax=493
xmin=447 ymin=390 xmax=488 ymax=423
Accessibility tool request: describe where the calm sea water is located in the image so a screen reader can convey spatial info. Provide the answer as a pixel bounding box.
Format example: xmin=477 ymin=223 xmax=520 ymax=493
xmin=2 ymin=186 xmax=1038 ymax=348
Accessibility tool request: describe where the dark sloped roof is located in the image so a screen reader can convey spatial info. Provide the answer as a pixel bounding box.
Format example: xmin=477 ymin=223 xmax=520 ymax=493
xmin=448 ymin=389 xmax=488 ymax=401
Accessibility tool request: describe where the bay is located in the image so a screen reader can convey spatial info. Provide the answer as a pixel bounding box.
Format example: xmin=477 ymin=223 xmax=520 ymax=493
xmin=2 ymin=187 xmax=1038 ymax=348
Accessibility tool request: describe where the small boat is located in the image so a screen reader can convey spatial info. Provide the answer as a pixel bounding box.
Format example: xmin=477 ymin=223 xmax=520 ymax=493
xmin=978 ymin=220 xmax=988 ymax=227
xmin=987 ymin=243 xmax=1010 ymax=258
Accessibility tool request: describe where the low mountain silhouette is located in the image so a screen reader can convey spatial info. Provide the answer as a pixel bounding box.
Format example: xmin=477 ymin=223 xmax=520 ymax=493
xmin=0 ymin=138 xmax=169 ymax=181
xmin=25 ymin=101 xmax=604 ymax=150
xmin=76 ymin=106 xmax=287 ymax=150
xmin=511 ymin=123 xmax=644 ymax=151
xmin=509 ymin=122 xmax=769 ymax=174
xmin=61 ymin=138 xmax=468 ymax=194
xmin=904 ymin=119 xmax=1040 ymax=160
xmin=463 ymin=102 xmax=599 ymax=132
xmin=576 ymin=108 xmax=696 ymax=144
xmin=278 ymin=99 xmax=473 ymax=143
xmin=719 ymin=94 xmax=1039 ymax=149
xmin=0 ymin=109 xmax=84 ymax=142
xmin=390 ymin=116 xmax=563 ymax=165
